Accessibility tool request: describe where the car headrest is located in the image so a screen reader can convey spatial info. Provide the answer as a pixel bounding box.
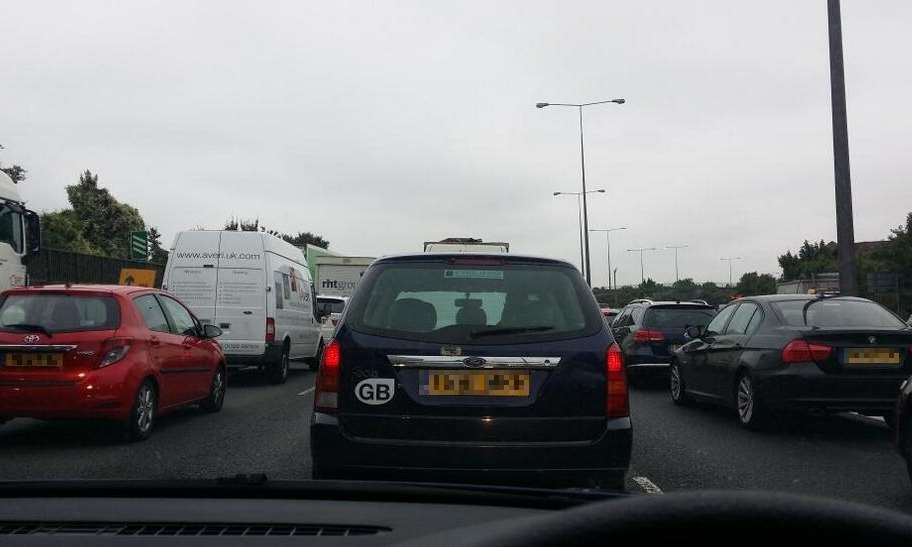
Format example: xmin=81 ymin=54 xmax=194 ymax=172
xmin=388 ymin=298 xmax=437 ymax=333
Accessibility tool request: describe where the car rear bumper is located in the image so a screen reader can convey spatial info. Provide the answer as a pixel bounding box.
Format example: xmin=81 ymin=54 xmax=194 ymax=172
xmin=310 ymin=412 xmax=632 ymax=484
xmin=224 ymin=343 xmax=283 ymax=369
xmin=755 ymin=362 xmax=906 ymax=414
xmin=0 ymin=366 xmax=137 ymax=421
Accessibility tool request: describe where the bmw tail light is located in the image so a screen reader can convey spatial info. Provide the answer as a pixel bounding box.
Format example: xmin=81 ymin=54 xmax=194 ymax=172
xmin=606 ymin=343 xmax=629 ymax=418
xmin=265 ymin=318 xmax=276 ymax=343
xmin=315 ymin=339 xmax=341 ymax=413
xmin=98 ymin=338 xmax=132 ymax=368
xmin=633 ymin=329 xmax=665 ymax=343
xmin=782 ymin=340 xmax=832 ymax=364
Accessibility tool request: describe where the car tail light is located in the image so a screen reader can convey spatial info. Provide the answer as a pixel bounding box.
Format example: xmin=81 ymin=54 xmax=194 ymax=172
xmin=315 ymin=339 xmax=341 ymax=412
xmin=633 ymin=329 xmax=665 ymax=343
xmin=98 ymin=338 xmax=132 ymax=368
xmin=782 ymin=340 xmax=832 ymax=364
xmin=265 ymin=318 xmax=276 ymax=343
xmin=605 ymin=343 xmax=629 ymax=418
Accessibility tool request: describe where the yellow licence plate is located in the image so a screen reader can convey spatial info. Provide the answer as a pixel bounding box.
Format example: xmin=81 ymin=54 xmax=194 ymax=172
xmin=426 ymin=370 xmax=531 ymax=397
xmin=4 ymin=353 xmax=64 ymax=368
xmin=846 ymin=348 xmax=902 ymax=365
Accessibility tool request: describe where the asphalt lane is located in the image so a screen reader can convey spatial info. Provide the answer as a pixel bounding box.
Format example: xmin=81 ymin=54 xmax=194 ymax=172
xmin=0 ymin=366 xmax=317 ymax=481
xmin=627 ymin=381 xmax=912 ymax=512
xmin=3 ymin=365 xmax=912 ymax=514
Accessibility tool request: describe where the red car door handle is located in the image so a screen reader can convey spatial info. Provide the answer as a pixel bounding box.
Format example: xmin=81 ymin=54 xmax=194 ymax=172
xmin=150 ymin=337 xmax=161 ymax=346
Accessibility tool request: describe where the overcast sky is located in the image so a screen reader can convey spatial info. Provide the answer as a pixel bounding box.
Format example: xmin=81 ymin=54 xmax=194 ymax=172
xmin=2 ymin=1 xmax=910 ymax=287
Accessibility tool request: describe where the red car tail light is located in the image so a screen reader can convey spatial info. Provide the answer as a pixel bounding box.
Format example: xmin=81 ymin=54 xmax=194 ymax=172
xmin=315 ymin=339 xmax=341 ymax=412
xmin=606 ymin=343 xmax=629 ymax=418
xmin=782 ymin=340 xmax=832 ymax=364
xmin=633 ymin=329 xmax=665 ymax=343
xmin=265 ymin=318 xmax=276 ymax=343
xmin=98 ymin=338 xmax=132 ymax=368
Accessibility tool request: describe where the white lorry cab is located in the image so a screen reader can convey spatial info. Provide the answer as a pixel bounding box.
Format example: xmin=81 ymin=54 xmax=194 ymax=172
xmin=163 ymin=230 xmax=325 ymax=383
xmin=0 ymin=171 xmax=41 ymax=289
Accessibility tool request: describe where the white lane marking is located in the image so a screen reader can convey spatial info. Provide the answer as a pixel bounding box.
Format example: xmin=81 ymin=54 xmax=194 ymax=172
xmin=297 ymin=387 xmax=315 ymax=396
xmin=632 ymin=476 xmax=663 ymax=495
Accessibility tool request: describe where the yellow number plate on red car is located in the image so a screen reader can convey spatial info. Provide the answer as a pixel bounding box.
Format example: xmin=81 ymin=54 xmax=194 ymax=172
xmin=426 ymin=370 xmax=530 ymax=397
xmin=846 ymin=348 xmax=901 ymax=365
xmin=4 ymin=353 xmax=64 ymax=368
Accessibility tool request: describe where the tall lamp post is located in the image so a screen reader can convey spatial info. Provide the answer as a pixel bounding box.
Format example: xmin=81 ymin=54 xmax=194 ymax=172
xmin=554 ymin=189 xmax=604 ymax=278
xmin=627 ymin=247 xmax=658 ymax=285
xmin=666 ymin=244 xmax=688 ymax=283
xmin=721 ymin=256 xmax=743 ymax=288
xmin=590 ymin=227 xmax=627 ymax=290
xmin=538 ymin=98 xmax=625 ymax=285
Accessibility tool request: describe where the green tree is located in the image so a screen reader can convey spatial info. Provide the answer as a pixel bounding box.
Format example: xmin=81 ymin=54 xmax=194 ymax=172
xmin=0 ymin=144 xmax=27 ymax=184
xmin=736 ymin=271 xmax=777 ymax=296
xmin=66 ymin=170 xmax=145 ymax=258
xmin=224 ymin=217 xmax=261 ymax=231
xmin=273 ymin=231 xmax=329 ymax=249
xmin=148 ymin=226 xmax=169 ymax=264
xmin=40 ymin=210 xmax=96 ymax=253
xmin=778 ymin=240 xmax=838 ymax=281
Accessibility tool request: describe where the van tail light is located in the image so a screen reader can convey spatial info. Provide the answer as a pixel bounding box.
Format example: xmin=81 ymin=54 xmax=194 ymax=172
xmin=98 ymin=338 xmax=132 ymax=368
xmin=782 ymin=340 xmax=832 ymax=364
xmin=633 ymin=329 xmax=665 ymax=343
xmin=606 ymin=343 xmax=629 ymax=418
xmin=315 ymin=339 xmax=341 ymax=413
xmin=265 ymin=318 xmax=276 ymax=343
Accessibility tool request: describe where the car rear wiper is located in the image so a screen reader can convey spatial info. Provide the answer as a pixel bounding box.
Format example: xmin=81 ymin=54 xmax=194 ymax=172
xmin=3 ymin=323 xmax=53 ymax=338
xmin=470 ymin=326 xmax=554 ymax=338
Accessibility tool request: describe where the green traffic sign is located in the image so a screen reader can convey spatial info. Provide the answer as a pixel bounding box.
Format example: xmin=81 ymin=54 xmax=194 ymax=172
xmin=130 ymin=231 xmax=149 ymax=261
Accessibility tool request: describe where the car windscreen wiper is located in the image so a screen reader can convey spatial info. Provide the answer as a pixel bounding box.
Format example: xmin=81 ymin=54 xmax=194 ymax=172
xmin=469 ymin=326 xmax=554 ymax=338
xmin=3 ymin=323 xmax=53 ymax=338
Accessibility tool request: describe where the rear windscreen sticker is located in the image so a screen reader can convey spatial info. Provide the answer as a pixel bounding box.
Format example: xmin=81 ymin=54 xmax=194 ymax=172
xmin=355 ymin=378 xmax=395 ymax=405
xmin=444 ymin=269 xmax=504 ymax=280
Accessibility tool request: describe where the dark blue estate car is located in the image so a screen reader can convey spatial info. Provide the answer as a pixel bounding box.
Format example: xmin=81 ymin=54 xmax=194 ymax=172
xmin=310 ymin=253 xmax=632 ymax=490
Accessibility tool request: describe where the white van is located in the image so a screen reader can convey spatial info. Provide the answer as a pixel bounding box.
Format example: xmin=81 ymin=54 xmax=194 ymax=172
xmin=162 ymin=230 xmax=325 ymax=384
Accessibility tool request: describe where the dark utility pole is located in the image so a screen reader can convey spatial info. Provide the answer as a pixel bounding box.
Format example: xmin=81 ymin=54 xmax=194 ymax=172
xmin=827 ymin=0 xmax=857 ymax=296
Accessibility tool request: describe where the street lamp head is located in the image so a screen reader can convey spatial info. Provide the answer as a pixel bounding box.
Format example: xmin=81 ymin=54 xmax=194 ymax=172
xmin=596 ymin=189 xmax=606 ymax=193
xmin=552 ymin=191 xmax=562 ymax=196
xmin=536 ymin=102 xmax=549 ymax=109
xmin=612 ymin=99 xmax=626 ymax=104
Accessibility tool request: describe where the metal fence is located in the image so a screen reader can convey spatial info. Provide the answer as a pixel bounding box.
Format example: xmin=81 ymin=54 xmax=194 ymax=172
xmin=25 ymin=248 xmax=164 ymax=288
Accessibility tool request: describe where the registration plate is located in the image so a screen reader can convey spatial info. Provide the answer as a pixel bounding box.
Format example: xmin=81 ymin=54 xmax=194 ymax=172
xmin=3 ymin=352 xmax=64 ymax=368
xmin=845 ymin=348 xmax=901 ymax=365
xmin=424 ymin=370 xmax=530 ymax=397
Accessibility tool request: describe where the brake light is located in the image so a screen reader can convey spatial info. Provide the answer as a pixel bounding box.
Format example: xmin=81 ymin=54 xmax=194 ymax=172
xmin=315 ymin=339 xmax=341 ymax=412
xmin=98 ymin=338 xmax=132 ymax=368
xmin=633 ymin=329 xmax=665 ymax=343
xmin=606 ymin=343 xmax=629 ymax=418
xmin=782 ymin=340 xmax=832 ymax=364
xmin=265 ymin=318 xmax=276 ymax=343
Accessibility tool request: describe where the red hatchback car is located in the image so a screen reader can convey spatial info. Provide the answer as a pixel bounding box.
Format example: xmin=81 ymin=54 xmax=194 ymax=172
xmin=0 ymin=285 xmax=226 ymax=441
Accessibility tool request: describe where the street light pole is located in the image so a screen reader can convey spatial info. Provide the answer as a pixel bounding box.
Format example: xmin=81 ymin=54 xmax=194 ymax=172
xmin=721 ymin=256 xmax=743 ymax=288
xmin=666 ymin=245 xmax=688 ymax=283
xmin=627 ymin=247 xmax=657 ymax=285
xmin=538 ymin=98 xmax=625 ymax=286
xmin=591 ymin=227 xmax=627 ymax=290
xmin=827 ymin=0 xmax=857 ymax=296
xmin=554 ymin=189 xmax=605 ymax=279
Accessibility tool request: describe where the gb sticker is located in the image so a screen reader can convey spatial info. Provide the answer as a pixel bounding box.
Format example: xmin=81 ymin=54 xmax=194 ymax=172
xmin=355 ymin=378 xmax=395 ymax=405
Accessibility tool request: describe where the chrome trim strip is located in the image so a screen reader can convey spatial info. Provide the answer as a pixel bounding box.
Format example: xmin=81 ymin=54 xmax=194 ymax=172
xmin=626 ymin=363 xmax=671 ymax=368
xmin=387 ymin=355 xmax=561 ymax=369
xmin=0 ymin=345 xmax=78 ymax=352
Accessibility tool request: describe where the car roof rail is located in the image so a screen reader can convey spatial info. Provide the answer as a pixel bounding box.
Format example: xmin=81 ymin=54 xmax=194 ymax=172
xmin=628 ymin=298 xmax=653 ymax=305
xmin=689 ymin=299 xmax=709 ymax=305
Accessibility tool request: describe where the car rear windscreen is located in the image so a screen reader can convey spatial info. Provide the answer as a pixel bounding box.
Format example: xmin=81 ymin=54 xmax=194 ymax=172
xmin=346 ymin=260 xmax=602 ymax=344
xmin=643 ymin=307 xmax=716 ymax=329
xmin=318 ymin=300 xmax=346 ymax=314
xmin=772 ymin=299 xmax=906 ymax=329
xmin=0 ymin=294 xmax=120 ymax=333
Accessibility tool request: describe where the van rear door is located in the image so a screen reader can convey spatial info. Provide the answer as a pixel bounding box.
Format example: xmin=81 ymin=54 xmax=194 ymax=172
xmin=215 ymin=232 xmax=267 ymax=355
xmin=164 ymin=231 xmax=221 ymax=324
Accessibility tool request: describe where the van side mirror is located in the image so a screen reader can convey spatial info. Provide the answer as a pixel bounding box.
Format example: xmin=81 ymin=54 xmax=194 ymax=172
xmin=203 ymin=324 xmax=223 ymax=339
xmin=24 ymin=211 xmax=40 ymax=255
xmin=685 ymin=325 xmax=704 ymax=339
